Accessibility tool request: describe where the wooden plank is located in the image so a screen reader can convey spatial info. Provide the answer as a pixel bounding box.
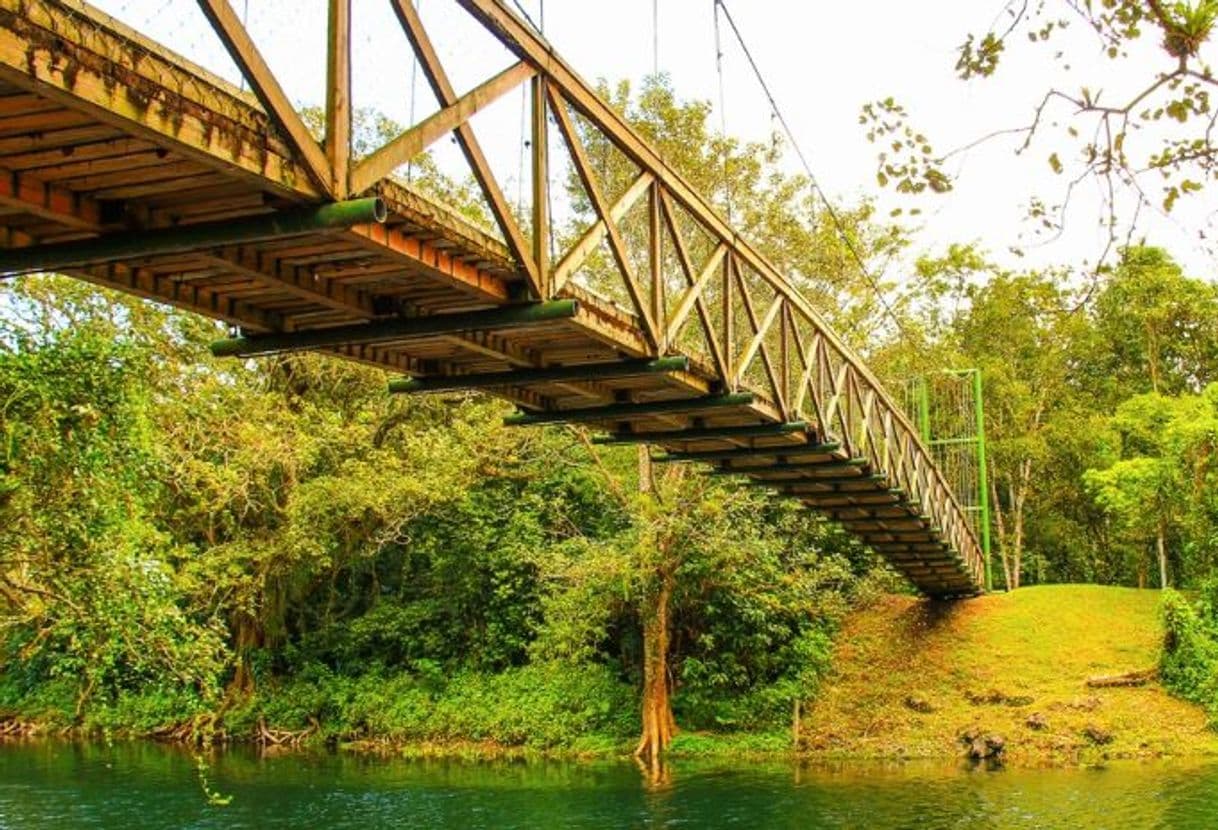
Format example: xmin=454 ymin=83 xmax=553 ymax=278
xmin=344 ymin=221 xmax=511 ymax=303
xmin=0 ymin=163 xmax=101 ymax=229
xmin=350 ymin=61 xmax=535 ymax=196
xmin=665 ymin=241 xmax=726 ymax=344
xmin=206 ymin=245 xmax=376 ymax=319
xmin=197 ymin=0 xmax=333 ymax=194
xmin=326 ymin=0 xmax=352 ymax=198
xmin=0 ymin=2 xmax=319 ymax=198
xmin=72 ymin=260 xmax=278 ymax=332
xmin=551 ymin=171 xmax=652 ymax=293
xmin=659 ymin=190 xmax=728 ymax=381
xmin=390 ymin=0 xmax=542 ymax=297
xmin=531 ymin=75 xmax=550 ymax=297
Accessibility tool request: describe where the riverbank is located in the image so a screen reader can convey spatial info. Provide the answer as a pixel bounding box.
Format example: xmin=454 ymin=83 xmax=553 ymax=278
xmin=800 ymin=584 xmax=1218 ymax=763
xmin=5 ymin=585 xmax=1216 ymax=766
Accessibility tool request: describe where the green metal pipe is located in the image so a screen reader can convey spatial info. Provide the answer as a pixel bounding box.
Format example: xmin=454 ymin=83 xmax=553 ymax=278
xmin=593 ymin=421 xmax=809 ymax=445
xmin=972 ymin=367 xmax=994 ymax=592
xmin=211 ymin=300 xmax=579 ymax=358
xmin=713 ymin=469 xmax=882 ymax=484
xmin=504 ymin=392 xmax=755 ymax=426
xmin=928 ymin=435 xmax=980 ymax=447
xmin=915 ymin=375 xmax=932 ymax=445
xmin=0 ymin=198 xmax=388 ymax=276
xmin=652 ymin=440 xmax=839 ymax=463
xmin=702 ymin=459 xmax=866 ymax=475
xmin=739 ymin=475 xmax=885 ymax=490
xmin=389 ymin=356 xmax=690 ymax=394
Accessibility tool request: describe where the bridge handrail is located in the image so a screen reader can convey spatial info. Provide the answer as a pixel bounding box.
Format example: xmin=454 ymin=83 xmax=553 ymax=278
xmin=451 ymin=0 xmax=984 ymax=582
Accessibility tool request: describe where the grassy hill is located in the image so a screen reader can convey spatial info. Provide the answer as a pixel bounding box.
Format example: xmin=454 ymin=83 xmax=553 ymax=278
xmin=801 ymin=585 xmax=1218 ymax=763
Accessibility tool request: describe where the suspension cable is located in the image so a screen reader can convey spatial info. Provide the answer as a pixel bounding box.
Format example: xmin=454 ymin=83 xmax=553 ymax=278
xmin=713 ymin=0 xmax=907 ymax=338
xmin=652 ymin=0 xmax=659 ymax=76
xmin=711 ymin=1 xmax=734 ymax=223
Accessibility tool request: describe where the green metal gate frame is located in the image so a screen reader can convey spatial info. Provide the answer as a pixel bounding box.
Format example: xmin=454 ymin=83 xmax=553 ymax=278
xmin=913 ymin=368 xmax=993 ymax=591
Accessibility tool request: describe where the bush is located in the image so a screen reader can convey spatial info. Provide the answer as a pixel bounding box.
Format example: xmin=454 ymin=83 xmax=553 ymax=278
xmin=238 ymin=661 xmax=637 ymax=749
xmin=1161 ymin=588 xmax=1218 ymax=713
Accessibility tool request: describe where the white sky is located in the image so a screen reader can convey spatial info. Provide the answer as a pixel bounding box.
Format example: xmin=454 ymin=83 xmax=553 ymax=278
xmin=94 ymin=0 xmax=1218 ymax=283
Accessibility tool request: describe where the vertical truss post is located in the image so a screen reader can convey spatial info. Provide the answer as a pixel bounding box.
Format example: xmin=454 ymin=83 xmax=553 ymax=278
xmin=391 ymin=0 xmax=543 ymax=298
xmin=723 ymin=251 xmax=734 ymax=389
xmin=326 ymin=0 xmax=352 ymax=198
xmin=531 ymin=75 xmax=550 ymax=298
xmin=649 ymin=182 xmax=665 ymax=350
xmin=780 ymin=304 xmax=790 ymax=414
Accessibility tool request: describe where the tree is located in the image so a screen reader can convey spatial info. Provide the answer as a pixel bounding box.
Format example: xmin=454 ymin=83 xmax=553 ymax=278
xmin=954 ymin=268 xmax=1085 ymax=588
xmin=1084 ymin=390 xmax=1218 ymax=587
xmin=1085 ymin=246 xmax=1218 ymax=397
xmin=864 ymin=1 xmax=1218 ymax=264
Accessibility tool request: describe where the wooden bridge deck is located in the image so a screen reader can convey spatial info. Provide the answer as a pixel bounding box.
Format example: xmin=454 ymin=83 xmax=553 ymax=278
xmin=0 ymin=0 xmax=985 ymax=596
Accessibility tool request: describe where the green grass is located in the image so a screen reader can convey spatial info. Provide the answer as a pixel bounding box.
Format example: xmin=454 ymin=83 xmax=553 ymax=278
xmin=801 ymin=585 xmax=1218 ymax=764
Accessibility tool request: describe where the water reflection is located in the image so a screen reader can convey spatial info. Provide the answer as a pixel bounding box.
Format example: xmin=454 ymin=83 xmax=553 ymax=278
xmin=0 ymin=740 xmax=1214 ymax=829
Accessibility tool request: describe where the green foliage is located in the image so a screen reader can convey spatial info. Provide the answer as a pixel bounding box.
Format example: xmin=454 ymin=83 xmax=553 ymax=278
xmin=1160 ymin=585 xmax=1218 ymax=719
xmin=230 ymin=662 xmax=638 ymax=750
xmin=1 ymin=264 xmax=871 ymax=748
xmin=868 ymin=1 xmax=1218 ymax=257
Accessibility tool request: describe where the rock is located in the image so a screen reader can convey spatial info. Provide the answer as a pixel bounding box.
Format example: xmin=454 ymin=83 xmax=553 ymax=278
xmin=903 ymin=695 xmax=935 ymax=714
xmin=960 ymin=729 xmax=1006 ymax=761
xmin=1068 ymin=696 xmax=1104 ymax=712
xmin=965 ymin=689 xmax=1034 ymax=707
xmin=1025 ymin=712 xmax=1048 ymax=731
xmin=1083 ymin=724 xmax=1114 ymax=745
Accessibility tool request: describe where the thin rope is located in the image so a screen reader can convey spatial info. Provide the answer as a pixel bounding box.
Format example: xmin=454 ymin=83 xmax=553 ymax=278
xmin=713 ymin=0 xmax=907 ymax=338
xmin=712 ymin=1 xmax=733 ymax=223
xmin=517 ymin=84 xmax=527 ymax=214
xmin=406 ymin=0 xmax=422 ymax=181
xmin=238 ymin=0 xmax=250 ymax=92
xmin=510 ymin=0 xmax=542 ymax=33
xmin=537 ymin=0 xmax=555 ymax=265
xmin=652 ymin=0 xmax=659 ymax=76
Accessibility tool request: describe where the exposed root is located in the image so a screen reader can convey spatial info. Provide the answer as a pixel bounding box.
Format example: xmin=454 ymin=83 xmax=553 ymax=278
xmin=255 ymin=716 xmax=318 ymax=747
xmin=0 ymin=716 xmax=38 ymax=737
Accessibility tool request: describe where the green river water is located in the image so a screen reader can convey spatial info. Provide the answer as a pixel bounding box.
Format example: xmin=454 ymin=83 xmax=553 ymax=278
xmin=0 ymin=741 xmax=1216 ymax=828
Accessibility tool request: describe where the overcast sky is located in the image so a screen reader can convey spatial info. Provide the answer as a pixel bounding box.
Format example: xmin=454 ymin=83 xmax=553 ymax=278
xmin=95 ymin=0 xmax=1217 ymax=283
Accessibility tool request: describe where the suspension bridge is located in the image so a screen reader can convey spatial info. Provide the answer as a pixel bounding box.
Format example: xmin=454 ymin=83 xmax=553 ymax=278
xmin=0 ymin=0 xmax=985 ymax=596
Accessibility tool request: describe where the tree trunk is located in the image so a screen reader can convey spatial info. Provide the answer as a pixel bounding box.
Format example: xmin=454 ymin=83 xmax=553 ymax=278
xmin=990 ymin=474 xmax=1014 ymax=590
xmin=634 ymin=446 xmax=676 ymax=764
xmin=635 ymin=570 xmax=676 ymax=763
xmin=1157 ymin=521 xmax=1168 ymax=589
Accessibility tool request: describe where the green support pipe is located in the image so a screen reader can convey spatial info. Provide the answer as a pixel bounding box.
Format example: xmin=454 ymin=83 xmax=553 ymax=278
xmin=389 ymin=356 xmax=690 ymax=394
xmin=504 ymin=392 xmax=755 ymax=426
xmin=652 ymin=440 xmax=840 ymax=463
xmin=973 ymin=368 xmax=994 ymax=592
xmin=739 ymin=475 xmax=886 ymax=490
xmin=592 ymin=421 xmax=809 ymax=445
xmin=0 ymin=198 xmax=388 ymax=276
xmin=714 ymin=470 xmax=882 ymax=484
xmin=211 ymin=300 xmax=579 ymax=357
xmin=823 ymin=507 xmax=920 ymax=521
xmin=705 ymin=459 xmax=867 ymax=475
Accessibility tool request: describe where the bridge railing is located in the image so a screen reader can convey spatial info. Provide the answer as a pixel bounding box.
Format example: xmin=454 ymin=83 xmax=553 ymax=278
xmin=426 ymin=1 xmax=982 ymax=580
xmin=177 ymin=0 xmax=985 ymax=583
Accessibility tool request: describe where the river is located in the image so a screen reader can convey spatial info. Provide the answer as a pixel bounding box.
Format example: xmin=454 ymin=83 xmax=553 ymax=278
xmin=0 ymin=741 xmax=1214 ymax=828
